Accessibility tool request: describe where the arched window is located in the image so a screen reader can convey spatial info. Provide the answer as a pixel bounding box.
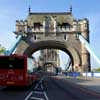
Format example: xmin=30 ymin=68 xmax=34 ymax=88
xmin=34 ymin=35 xmax=36 ymax=40
xmin=64 ymin=34 xmax=66 ymax=40
xmin=34 ymin=23 xmax=43 ymax=30
xmin=62 ymin=23 xmax=71 ymax=29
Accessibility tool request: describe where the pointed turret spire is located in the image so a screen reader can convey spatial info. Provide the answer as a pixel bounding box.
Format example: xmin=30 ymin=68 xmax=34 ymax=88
xmin=28 ymin=5 xmax=31 ymax=14
xmin=70 ymin=5 xmax=72 ymax=13
xmin=28 ymin=0 xmax=31 ymax=14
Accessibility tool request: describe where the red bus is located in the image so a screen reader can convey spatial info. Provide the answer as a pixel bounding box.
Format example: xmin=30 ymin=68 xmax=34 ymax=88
xmin=0 ymin=54 xmax=40 ymax=86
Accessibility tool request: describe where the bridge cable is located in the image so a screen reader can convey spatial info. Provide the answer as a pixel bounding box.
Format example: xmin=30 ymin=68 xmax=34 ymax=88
xmin=78 ymin=33 xmax=100 ymax=65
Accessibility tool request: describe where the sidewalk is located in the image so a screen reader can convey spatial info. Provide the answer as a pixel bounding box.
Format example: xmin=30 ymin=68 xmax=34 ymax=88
xmin=56 ymin=75 xmax=100 ymax=93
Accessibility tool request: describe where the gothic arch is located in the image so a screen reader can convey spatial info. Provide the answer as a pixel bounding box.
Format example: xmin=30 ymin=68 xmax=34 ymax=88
xmin=21 ymin=40 xmax=81 ymax=71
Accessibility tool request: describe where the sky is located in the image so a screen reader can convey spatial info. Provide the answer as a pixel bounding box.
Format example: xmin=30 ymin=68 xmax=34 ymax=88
xmin=0 ymin=0 xmax=100 ymax=69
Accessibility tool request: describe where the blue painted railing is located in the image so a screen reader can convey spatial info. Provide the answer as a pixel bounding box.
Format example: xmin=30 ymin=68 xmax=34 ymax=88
xmin=4 ymin=35 xmax=22 ymax=55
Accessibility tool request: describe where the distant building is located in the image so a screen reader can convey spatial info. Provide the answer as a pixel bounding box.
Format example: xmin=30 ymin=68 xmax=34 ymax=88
xmin=15 ymin=9 xmax=90 ymax=72
xmin=39 ymin=49 xmax=60 ymax=69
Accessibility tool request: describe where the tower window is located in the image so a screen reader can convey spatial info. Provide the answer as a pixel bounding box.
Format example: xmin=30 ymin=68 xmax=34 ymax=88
xmin=34 ymin=23 xmax=43 ymax=30
xmin=64 ymin=34 xmax=66 ymax=40
xmin=34 ymin=35 xmax=36 ymax=40
xmin=62 ymin=23 xmax=71 ymax=29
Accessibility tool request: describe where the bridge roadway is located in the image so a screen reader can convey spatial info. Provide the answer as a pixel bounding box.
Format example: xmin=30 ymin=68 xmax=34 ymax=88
xmin=0 ymin=74 xmax=100 ymax=100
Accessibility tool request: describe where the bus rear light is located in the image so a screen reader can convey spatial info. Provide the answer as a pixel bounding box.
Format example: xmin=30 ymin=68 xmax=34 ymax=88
xmin=7 ymin=81 xmax=15 ymax=85
xmin=7 ymin=74 xmax=16 ymax=81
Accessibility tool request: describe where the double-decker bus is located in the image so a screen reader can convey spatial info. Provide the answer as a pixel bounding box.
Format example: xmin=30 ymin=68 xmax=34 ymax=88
xmin=0 ymin=54 xmax=40 ymax=86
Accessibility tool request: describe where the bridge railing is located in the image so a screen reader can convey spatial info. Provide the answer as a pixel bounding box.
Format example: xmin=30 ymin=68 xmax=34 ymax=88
xmin=63 ymin=72 xmax=81 ymax=77
xmin=63 ymin=72 xmax=100 ymax=78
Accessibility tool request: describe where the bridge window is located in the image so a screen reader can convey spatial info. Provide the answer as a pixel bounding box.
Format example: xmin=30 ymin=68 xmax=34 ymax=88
xmin=0 ymin=57 xmax=24 ymax=69
xmin=34 ymin=35 xmax=36 ymax=40
xmin=57 ymin=23 xmax=62 ymax=28
xmin=62 ymin=23 xmax=71 ymax=29
xmin=27 ymin=26 xmax=32 ymax=33
xmin=34 ymin=23 xmax=43 ymax=30
xmin=57 ymin=23 xmax=71 ymax=29
xmin=64 ymin=34 xmax=66 ymax=40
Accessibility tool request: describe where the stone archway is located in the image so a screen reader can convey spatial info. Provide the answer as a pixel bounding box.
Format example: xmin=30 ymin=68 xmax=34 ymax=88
xmin=15 ymin=40 xmax=82 ymax=72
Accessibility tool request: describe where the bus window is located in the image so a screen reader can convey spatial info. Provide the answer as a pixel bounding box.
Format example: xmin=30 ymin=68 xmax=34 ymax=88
xmin=0 ymin=56 xmax=24 ymax=69
xmin=27 ymin=58 xmax=37 ymax=73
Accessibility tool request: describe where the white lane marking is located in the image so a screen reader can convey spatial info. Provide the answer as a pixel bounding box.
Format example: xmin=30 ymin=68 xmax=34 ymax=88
xmin=34 ymin=77 xmax=44 ymax=90
xmin=25 ymin=77 xmax=45 ymax=100
xmin=43 ymin=92 xmax=49 ymax=100
xmin=25 ymin=77 xmax=49 ymax=100
xmin=30 ymin=97 xmax=44 ymax=100
xmin=34 ymin=91 xmax=44 ymax=94
xmin=34 ymin=82 xmax=40 ymax=90
xmin=41 ymin=83 xmax=43 ymax=90
xmin=25 ymin=91 xmax=33 ymax=100
xmin=41 ymin=82 xmax=49 ymax=100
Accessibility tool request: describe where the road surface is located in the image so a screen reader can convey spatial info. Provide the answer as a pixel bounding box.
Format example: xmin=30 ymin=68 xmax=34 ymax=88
xmin=0 ymin=75 xmax=100 ymax=100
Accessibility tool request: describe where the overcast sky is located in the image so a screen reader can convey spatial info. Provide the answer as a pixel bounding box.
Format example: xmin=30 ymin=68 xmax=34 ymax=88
xmin=0 ymin=0 xmax=100 ymax=69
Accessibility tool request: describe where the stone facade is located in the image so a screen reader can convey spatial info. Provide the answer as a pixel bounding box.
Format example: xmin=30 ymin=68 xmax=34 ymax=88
xmin=15 ymin=11 xmax=90 ymax=72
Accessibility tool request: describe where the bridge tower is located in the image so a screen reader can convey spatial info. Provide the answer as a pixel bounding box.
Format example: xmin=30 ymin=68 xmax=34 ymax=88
xmin=14 ymin=10 xmax=91 ymax=72
xmin=78 ymin=19 xmax=90 ymax=72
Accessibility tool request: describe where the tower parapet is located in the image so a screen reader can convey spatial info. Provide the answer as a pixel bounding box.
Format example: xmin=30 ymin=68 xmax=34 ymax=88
xmin=15 ymin=20 xmax=28 ymax=34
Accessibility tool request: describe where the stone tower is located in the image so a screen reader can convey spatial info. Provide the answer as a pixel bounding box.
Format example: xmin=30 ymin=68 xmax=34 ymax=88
xmin=14 ymin=10 xmax=91 ymax=72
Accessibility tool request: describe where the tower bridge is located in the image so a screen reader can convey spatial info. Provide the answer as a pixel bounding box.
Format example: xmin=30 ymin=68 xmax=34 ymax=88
xmin=14 ymin=11 xmax=90 ymax=72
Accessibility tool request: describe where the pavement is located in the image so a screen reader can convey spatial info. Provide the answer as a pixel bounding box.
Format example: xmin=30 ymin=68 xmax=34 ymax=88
xmin=57 ymin=75 xmax=100 ymax=94
xmin=47 ymin=76 xmax=100 ymax=100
